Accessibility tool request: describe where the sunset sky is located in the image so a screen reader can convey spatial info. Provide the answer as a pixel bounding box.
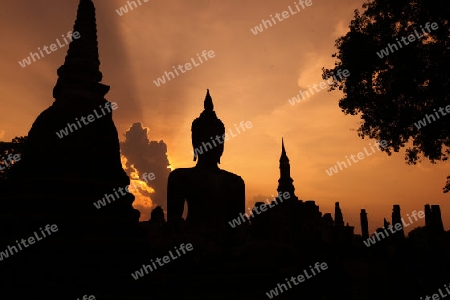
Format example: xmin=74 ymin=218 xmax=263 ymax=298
xmin=1 ymin=0 xmax=449 ymax=234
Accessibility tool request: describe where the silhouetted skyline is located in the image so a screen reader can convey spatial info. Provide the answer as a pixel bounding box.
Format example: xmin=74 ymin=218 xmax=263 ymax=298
xmin=2 ymin=0 xmax=449 ymax=235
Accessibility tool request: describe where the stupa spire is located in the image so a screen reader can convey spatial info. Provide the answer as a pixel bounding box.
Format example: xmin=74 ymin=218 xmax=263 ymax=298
xmin=277 ymin=138 xmax=296 ymax=198
xmin=204 ymin=89 xmax=213 ymax=111
xmin=281 ymin=137 xmax=288 ymax=161
xmin=53 ymin=0 xmax=109 ymax=99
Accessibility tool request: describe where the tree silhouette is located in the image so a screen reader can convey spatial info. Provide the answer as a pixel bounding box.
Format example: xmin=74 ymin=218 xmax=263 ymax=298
xmin=322 ymin=0 xmax=450 ymax=191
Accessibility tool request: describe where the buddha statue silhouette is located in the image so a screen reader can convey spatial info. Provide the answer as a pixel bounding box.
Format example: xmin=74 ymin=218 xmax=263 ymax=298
xmin=167 ymin=89 xmax=246 ymax=247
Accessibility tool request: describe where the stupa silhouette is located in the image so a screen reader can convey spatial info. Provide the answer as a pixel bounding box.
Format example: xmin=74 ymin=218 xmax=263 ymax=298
xmin=1 ymin=0 xmax=146 ymax=299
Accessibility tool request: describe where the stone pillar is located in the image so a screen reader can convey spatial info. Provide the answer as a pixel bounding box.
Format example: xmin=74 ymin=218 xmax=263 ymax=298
xmin=391 ymin=205 xmax=405 ymax=239
xmin=360 ymin=209 xmax=369 ymax=240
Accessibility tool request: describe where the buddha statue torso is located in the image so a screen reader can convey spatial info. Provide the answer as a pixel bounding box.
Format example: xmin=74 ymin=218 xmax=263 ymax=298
xmin=168 ymin=166 xmax=244 ymax=228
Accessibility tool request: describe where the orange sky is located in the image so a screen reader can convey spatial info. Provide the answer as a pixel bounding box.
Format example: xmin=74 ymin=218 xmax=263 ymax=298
xmin=1 ymin=0 xmax=449 ymax=235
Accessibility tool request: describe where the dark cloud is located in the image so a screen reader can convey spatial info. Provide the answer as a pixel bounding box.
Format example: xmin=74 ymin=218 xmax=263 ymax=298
xmin=120 ymin=122 xmax=171 ymax=211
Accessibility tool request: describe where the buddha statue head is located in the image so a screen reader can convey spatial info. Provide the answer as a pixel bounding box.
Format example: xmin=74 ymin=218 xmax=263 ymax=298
xmin=191 ymin=89 xmax=225 ymax=164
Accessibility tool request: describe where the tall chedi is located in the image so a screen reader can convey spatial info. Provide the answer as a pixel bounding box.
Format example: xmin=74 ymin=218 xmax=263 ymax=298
xmin=277 ymin=138 xmax=299 ymax=201
xmin=2 ymin=1 xmax=144 ymax=299
xmin=267 ymin=138 xmax=300 ymax=245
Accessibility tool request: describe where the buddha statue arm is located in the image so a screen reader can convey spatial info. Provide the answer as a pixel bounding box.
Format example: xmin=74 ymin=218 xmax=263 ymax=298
xmin=236 ymin=178 xmax=245 ymax=215
xmin=167 ymin=170 xmax=185 ymax=225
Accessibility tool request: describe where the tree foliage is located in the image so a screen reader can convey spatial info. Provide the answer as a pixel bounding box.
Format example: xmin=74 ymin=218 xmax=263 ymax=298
xmin=0 ymin=136 xmax=27 ymax=180
xmin=323 ymin=0 xmax=450 ymax=191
